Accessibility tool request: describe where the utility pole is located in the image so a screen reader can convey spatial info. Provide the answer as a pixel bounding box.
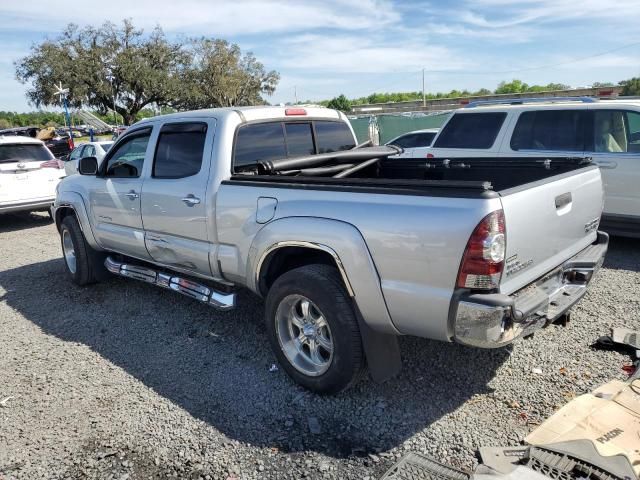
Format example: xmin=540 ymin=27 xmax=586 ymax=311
xmin=422 ymin=68 xmax=426 ymax=108
xmin=294 ymin=86 xmax=298 ymax=104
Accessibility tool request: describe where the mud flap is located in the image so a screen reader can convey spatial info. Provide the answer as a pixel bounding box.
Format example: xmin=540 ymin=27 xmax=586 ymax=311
xmin=354 ymin=305 xmax=402 ymax=383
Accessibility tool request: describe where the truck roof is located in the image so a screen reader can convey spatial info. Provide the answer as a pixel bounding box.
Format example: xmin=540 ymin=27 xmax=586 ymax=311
xmin=135 ymin=105 xmax=347 ymax=126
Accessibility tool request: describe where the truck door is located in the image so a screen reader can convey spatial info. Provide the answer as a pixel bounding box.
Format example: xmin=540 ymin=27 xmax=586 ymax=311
xmin=89 ymin=127 xmax=153 ymax=259
xmin=140 ymin=120 xmax=215 ymax=276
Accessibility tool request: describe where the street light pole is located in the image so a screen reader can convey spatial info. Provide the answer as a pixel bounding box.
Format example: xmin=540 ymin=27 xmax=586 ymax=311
xmin=107 ymin=74 xmax=118 ymax=127
xmin=54 ymin=82 xmax=74 ymax=149
xmin=422 ymin=68 xmax=426 ymax=108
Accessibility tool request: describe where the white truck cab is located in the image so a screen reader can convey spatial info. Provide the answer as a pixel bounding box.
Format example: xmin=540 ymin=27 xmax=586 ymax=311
xmin=0 ymin=135 xmax=65 ymax=215
xmin=420 ymin=98 xmax=640 ymax=237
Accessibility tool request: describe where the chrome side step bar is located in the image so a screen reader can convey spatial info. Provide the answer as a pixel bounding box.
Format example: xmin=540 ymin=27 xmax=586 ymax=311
xmin=105 ymin=256 xmax=235 ymax=311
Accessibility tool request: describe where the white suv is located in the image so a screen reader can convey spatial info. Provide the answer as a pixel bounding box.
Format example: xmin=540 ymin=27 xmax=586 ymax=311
xmin=0 ymin=135 xmax=66 ymax=215
xmin=419 ymin=98 xmax=640 ymax=238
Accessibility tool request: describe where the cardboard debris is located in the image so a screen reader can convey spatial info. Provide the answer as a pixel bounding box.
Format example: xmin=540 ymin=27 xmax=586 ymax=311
xmin=525 ymin=379 xmax=640 ymax=477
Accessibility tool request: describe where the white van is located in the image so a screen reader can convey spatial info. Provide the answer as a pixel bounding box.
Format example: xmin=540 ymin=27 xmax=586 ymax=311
xmin=419 ymin=98 xmax=640 ymax=238
xmin=0 ymin=135 xmax=66 ymax=215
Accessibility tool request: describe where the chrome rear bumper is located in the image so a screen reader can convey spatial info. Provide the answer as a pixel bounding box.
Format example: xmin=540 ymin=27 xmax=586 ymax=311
xmin=453 ymin=231 xmax=609 ymax=348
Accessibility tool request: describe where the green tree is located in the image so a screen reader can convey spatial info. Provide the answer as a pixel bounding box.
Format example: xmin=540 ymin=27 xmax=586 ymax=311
xmin=495 ymin=79 xmax=529 ymax=94
xmin=0 ymin=118 xmax=10 ymax=129
xmin=176 ymin=38 xmax=279 ymax=110
xmin=326 ymin=94 xmax=352 ymax=112
xmin=15 ymin=20 xmax=188 ymax=126
xmin=620 ymin=77 xmax=640 ymax=96
xmin=15 ymin=20 xmax=279 ymax=125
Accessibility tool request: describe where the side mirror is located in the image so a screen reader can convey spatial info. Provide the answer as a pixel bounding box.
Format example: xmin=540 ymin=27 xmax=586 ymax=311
xmin=78 ymin=156 xmax=98 ymax=175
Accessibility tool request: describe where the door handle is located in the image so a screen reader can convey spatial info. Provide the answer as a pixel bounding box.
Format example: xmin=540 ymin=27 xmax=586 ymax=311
xmin=181 ymin=194 xmax=201 ymax=206
xmin=125 ymin=190 xmax=139 ymax=200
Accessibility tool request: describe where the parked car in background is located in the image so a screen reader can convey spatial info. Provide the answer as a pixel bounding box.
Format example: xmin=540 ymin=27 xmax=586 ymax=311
xmin=385 ymin=128 xmax=439 ymax=157
xmin=0 ymin=135 xmax=65 ymax=215
xmin=52 ymin=106 xmax=607 ymax=393
xmin=420 ymin=98 xmax=640 ymax=238
xmin=64 ymin=141 xmax=114 ymax=176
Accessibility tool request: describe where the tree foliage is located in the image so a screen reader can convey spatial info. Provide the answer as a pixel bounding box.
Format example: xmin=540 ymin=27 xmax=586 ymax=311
xmin=494 ymin=79 xmax=570 ymax=94
xmin=620 ymin=77 xmax=640 ymax=96
xmin=326 ymin=94 xmax=351 ymax=112
xmin=176 ymin=39 xmax=279 ymax=110
xmin=15 ymin=20 xmax=279 ymax=125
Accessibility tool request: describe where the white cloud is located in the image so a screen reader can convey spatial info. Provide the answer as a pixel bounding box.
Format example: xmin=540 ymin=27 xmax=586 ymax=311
xmin=275 ymin=34 xmax=469 ymax=73
xmin=0 ymin=0 xmax=400 ymax=35
xmin=457 ymin=0 xmax=640 ymax=27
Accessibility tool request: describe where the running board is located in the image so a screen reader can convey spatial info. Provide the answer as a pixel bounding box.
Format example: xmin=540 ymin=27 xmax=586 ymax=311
xmin=104 ymin=256 xmax=235 ymax=311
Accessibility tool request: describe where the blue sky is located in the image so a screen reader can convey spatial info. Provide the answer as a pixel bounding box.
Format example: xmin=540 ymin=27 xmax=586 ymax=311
xmin=0 ymin=0 xmax=639 ymax=111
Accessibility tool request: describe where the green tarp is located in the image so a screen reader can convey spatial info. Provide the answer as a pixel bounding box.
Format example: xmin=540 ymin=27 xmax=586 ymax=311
xmin=349 ymin=112 xmax=451 ymax=144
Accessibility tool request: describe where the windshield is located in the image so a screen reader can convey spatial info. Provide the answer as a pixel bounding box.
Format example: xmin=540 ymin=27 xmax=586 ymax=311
xmin=0 ymin=143 xmax=54 ymax=163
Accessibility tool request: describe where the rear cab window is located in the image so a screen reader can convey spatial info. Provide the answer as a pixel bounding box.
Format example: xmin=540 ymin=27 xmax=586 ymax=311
xmin=434 ymin=112 xmax=507 ymax=149
xmin=233 ymin=120 xmax=355 ymax=172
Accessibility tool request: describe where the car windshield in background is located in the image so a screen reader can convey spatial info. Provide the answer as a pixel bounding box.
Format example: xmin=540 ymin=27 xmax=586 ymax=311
xmin=389 ymin=132 xmax=437 ymax=148
xmin=0 ymin=144 xmax=54 ymax=163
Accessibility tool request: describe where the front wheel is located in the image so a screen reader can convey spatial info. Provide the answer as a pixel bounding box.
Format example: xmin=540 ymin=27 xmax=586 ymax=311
xmin=265 ymin=264 xmax=365 ymax=394
xmin=60 ymin=215 xmax=106 ymax=285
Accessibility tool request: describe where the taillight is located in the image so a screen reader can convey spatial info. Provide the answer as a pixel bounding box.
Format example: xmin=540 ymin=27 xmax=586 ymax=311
xmin=426 ymin=153 xmax=435 ymax=158
xmin=456 ymin=210 xmax=506 ymax=290
xmin=285 ymin=108 xmax=307 ymax=116
xmin=40 ymin=159 xmax=64 ymax=169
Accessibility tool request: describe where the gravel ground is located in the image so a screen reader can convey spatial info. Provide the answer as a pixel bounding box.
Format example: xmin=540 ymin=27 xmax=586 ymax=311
xmin=0 ymin=212 xmax=638 ymax=480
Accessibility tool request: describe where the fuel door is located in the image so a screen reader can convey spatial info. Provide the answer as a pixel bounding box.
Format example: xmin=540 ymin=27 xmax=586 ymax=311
xmin=256 ymin=196 xmax=278 ymax=224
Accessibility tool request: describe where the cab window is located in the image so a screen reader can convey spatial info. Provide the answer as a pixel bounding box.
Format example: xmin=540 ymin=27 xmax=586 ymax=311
xmin=153 ymin=122 xmax=207 ymax=178
xmin=104 ymin=129 xmax=151 ymax=178
xmin=314 ymin=121 xmax=355 ymax=153
xmin=233 ymin=120 xmax=356 ymax=171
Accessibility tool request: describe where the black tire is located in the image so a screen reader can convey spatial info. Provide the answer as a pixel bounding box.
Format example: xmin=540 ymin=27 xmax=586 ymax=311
xmin=265 ymin=264 xmax=365 ymax=394
xmin=60 ymin=215 xmax=107 ymax=285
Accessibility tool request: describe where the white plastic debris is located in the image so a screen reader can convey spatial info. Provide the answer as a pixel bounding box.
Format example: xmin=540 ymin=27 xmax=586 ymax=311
xmin=269 ymin=364 xmax=279 ymax=372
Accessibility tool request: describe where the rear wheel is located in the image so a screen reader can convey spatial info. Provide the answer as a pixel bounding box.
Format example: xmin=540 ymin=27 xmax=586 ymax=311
xmin=265 ymin=264 xmax=365 ymax=394
xmin=60 ymin=215 xmax=106 ymax=285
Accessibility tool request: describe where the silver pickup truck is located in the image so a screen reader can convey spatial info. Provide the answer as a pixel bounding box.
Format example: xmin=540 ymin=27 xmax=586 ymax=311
xmin=52 ymin=106 xmax=608 ymax=393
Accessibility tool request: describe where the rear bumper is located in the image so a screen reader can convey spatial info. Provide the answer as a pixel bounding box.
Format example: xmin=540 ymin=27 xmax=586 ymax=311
xmin=453 ymin=231 xmax=609 ymax=348
xmin=0 ymin=198 xmax=55 ymax=214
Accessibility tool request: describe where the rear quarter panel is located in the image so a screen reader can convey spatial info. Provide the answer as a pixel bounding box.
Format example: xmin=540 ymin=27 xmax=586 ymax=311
xmin=216 ymin=182 xmax=501 ymax=341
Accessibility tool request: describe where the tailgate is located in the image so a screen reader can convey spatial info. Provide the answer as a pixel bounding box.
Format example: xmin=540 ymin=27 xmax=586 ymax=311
xmin=499 ymin=165 xmax=603 ymax=295
xmin=0 ymin=161 xmax=60 ymax=203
